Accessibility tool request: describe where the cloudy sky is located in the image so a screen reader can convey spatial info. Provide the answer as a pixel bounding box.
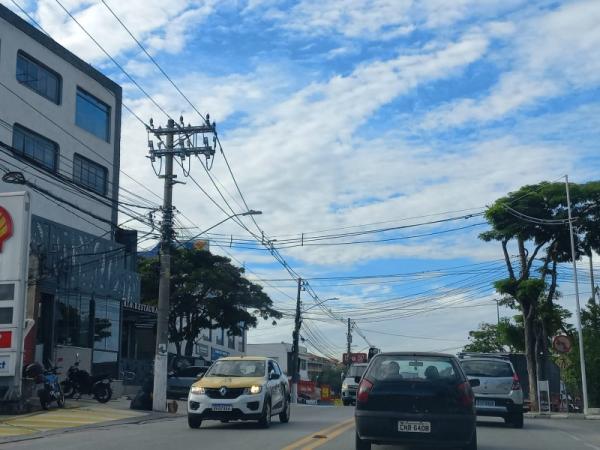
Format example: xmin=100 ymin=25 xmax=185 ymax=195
xmin=8 ymin=0 xmax=600 ymax=358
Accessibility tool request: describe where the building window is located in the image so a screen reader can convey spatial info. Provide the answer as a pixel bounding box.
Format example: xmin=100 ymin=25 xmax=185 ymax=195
xmin=56 ymin=294 xmax=91 ymax=348
xmin=73 ymin=154 xmax=108 ymax=195
xmin=216 ymin=328 xmax=224 ymax=346
xmin=12 ymin=124 xmax=58 ymax=172
xmin=16 ymin=51 xmax=61 ymax=104
xmin=202 ymin=328 xmax=212 ymax=342
xmin=75 ymin=88 xmax=110 ymax=141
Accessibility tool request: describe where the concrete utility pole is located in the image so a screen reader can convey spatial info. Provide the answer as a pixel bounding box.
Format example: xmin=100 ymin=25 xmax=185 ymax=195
xmin=590 ymin=253 xmax=597 ymax=306
xmin=346 ymin=318 xmax=352 ymax=367
xmin=291 ymin=277 xmax=302 ymax=403
xmin=565 ymin=175 xmax=589 ymax=416
xmin=148 ymin=116 xmax=216 ymax=412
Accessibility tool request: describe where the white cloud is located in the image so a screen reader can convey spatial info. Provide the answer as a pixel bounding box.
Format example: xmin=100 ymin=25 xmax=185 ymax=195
xmin=421 ymin=0 xmax=600 ymax=129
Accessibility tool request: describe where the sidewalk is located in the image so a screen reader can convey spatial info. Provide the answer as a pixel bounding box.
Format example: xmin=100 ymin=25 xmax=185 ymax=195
xmin=0 ymin=397 xmax=177 ymax=444
xmin=525 ymin=412 xmax=600 ymax=420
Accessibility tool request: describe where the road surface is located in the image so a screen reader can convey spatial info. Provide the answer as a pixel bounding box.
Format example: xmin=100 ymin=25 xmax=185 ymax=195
xmin=3 ymin=404 xmax=599 ymax=450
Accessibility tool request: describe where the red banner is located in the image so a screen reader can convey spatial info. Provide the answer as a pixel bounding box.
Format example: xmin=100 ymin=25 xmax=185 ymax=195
xmin=0 ymin=330 xmax=12 ymax=348
xmin=343 ymin=353 xmax=367 ymax=364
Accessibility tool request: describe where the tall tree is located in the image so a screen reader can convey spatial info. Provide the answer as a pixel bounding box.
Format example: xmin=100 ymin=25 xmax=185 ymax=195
xmin=480 ymin=181 xmax=600 ymax=409
xmin=464 ymin=317 xmax=525 ymax=353
xmin=139 ymin=247 xmax=282 ymax=356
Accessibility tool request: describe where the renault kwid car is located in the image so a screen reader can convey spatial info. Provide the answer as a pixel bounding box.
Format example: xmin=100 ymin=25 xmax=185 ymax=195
xmin=187 ymin=356 xmax=290 ymax=429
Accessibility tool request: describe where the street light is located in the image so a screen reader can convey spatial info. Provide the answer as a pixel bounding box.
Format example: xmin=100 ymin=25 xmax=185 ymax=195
xmin=181 ymin=210 xmax=262 ymax=245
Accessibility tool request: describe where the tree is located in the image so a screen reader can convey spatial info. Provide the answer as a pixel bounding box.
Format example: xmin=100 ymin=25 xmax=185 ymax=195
xmin=139 ymin=247 xmax=282 ymax=356
xmin=480 ymin=181 xmax=600 ymax=409
xmin=464 ymin=317 xmax=525 ymax=353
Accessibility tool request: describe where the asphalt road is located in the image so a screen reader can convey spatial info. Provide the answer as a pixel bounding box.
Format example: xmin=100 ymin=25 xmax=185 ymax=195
xmin=3 ymin=404 xmax=599 ymax=450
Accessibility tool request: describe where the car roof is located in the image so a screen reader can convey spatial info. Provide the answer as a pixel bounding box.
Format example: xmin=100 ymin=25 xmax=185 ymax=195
xmin=218 ymin=356 xmax=268 ymax=361
xmin=375 ymin=352 xmax=456 ymax=358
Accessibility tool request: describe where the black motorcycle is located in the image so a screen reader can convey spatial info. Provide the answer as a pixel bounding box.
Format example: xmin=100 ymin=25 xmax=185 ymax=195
xmin=61 ymin=360 xmax=112 ymax=403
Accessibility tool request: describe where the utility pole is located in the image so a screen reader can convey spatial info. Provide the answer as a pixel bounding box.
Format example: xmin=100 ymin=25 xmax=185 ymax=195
xmin=148 ymin=116 xmax=216 ymax=412
xmin=565 ymin=175 xmax=589 ymax=416
xmin=590 ymin=253 xmax=597 ymax=306
xmin=346 ymin=318 xmax=352 ymax=368
xmin=291 ymin=277 xmax=302 ymax=403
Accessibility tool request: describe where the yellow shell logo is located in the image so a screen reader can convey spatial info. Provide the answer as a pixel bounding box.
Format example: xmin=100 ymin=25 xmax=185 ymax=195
xmin=0 ymin=207 xmax=13 ymax=252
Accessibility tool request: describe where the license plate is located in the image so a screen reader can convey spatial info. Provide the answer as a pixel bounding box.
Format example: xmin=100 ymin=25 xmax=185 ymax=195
xmin=398 ymin=421 xmax=431 ymax=433
xmin=476 ymin=399 xmax=495 ymax=407
xmin=212 ymin=404 xmax=233 ymax=412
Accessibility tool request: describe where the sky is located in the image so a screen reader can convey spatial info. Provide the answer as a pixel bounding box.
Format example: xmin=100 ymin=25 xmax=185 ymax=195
xmin=7 ymin=0 xmax=600 ymax=359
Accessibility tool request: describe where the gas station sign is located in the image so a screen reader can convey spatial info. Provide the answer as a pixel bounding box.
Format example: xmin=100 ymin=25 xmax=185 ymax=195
xmin=0 ymin=192 xmax=31 ymax=397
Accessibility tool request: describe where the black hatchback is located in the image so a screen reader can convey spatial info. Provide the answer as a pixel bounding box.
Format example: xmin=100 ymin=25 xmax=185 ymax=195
xmin=355 ymin=352 xmax=479 ymax=450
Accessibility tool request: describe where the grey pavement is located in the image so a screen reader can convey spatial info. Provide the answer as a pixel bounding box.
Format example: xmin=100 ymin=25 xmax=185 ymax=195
xmin=3 ymin=405 xmax=600 ymax=450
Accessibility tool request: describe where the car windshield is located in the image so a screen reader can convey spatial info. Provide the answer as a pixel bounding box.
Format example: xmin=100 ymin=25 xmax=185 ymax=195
xmin=348 ymin=365 xmax=367 ymax=378
xmin=461 ymin=360 xmax=513 ymax=377
xmin=204 ymin=360 xmax=265 ymax=378
xmin=366 ymin=355 xmax=459 ymax=382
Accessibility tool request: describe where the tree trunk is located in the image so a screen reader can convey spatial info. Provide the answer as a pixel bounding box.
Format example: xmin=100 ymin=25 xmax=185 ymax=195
xmin=523 ymin=304 xmax=538 ymax=411
xmin=184 ymin=339 xmax=194 ymax=357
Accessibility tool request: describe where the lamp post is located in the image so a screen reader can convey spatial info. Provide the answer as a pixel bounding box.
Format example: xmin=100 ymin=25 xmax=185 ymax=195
xmin=181 ymin=210 xmax=262 ymax=245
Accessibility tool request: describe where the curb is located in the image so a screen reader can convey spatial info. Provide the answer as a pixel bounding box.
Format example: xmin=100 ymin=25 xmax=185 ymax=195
xmin=524 ymin=413 xmax=600 ymax=420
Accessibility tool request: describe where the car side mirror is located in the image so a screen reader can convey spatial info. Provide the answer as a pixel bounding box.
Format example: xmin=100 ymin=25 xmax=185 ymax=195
xmin=354 ymin=376 xmax=361 ymax=383
xmin=469 ymin=378 xmax=480 ymax=388
xmin=269 ymin=371 xmax=279 ymax=380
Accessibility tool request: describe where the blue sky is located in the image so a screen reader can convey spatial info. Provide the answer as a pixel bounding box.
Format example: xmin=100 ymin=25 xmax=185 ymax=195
xmin=9 ymin=0 xmax=600 ymax=358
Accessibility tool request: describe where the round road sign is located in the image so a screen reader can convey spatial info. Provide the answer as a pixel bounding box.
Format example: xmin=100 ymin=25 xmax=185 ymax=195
xmin=553 ymin=335 xmax=572 ymax=354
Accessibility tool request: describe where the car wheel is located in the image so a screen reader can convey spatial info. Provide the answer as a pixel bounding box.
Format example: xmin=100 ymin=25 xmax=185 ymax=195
xmin=279 ymin=397 xmax=291 ymax=423
xmin=510 ymin=412 xmax=524 ymax=429
xmin=259 ymin=398 xmax=272 ymax=428
xmin=188 ymin=414 xmax=202 ymax=429
xmin=343 ymin=399 xmax=350 ymax=406
xmin=355 ymin=431 xmax=371 ymax=450
xmin=463 ymin=429 xmax=477 ymax=450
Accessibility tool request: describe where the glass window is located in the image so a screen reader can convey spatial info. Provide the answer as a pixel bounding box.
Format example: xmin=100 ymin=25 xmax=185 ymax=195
xmin=461 ymin=360 xmax=513 ymax=378
xmin=0 ymin=307 xmax=13 ymax=324
xmin=366 ymin=355 xmax=459 ymax=382
xmin=216 ymin=328 xmax=224 ymax=346
xmin=12 ymin=124 xmax=58 ymax=172
xmin=348 ymin=364 xmax=367 ymax=378
xmin=73 ymin=154 xmax=108 ymax=195
xmin=75 ymin=88 xmax=110 ymax=141
xmin=16 ymin=51 xmax=61 ymax=104
xmin=205 ymin=360 xmax=265 ymax=377
xmin=0 ymin=284 xmax=14 ymax=301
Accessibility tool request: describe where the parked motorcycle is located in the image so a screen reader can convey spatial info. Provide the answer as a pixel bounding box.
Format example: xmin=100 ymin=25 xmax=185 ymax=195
xmin=61 ymin=359 xmax=112 ymax=403
xmin=40 ymin=364 xmax=65 ymax=410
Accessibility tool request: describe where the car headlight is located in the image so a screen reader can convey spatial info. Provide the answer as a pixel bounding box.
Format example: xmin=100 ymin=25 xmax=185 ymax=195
xmin=190 ymin=386 xmax=205 ymax=395
xmin=342 ymin=383 xmax=348 ymax=390
xmin=244 ymin=385 xmax=262 ymax=395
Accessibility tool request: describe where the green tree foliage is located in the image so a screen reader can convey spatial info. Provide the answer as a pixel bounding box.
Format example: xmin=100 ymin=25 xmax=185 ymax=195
xmin=464 ymin=317 xmax=525 ymax=353
xmin=559 ymin=300 xmax=600 ymax=408
xmin=479 ymin=181 xmax=600 ymax=409
xmin=312 ymin=365 xmax=344 ymax=393
xmin=139 ymin=248 xmax=282 ymax=356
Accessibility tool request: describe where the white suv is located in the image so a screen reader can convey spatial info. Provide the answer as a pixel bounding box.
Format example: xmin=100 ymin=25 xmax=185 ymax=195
xmin=187 ymin=356 xmax=290 ymax=429
xmin=459 ymin=355 xmax=524 ymax=428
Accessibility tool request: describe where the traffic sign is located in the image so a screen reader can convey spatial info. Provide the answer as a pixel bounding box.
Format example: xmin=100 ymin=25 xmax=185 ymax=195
xmin=553 ymin=335 xmax=572 ymax=354
xmin=343 ymin=353 xmax=367 ymax=364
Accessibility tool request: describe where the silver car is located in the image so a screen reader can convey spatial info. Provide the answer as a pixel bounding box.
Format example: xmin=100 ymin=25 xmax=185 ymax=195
xmin=459 ymin=356 xmax=524 ymax=428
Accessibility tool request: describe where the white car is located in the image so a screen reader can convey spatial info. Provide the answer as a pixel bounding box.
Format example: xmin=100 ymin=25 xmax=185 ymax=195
xmin=187 ymin=356 xmax=291 ymax=429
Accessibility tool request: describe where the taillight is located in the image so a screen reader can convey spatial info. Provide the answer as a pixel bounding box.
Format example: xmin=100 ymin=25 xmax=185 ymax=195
xmin=357 ymin=379 xmax=374 ymax=403
xmin=457 ymin=382 xmax=474 ymax=409
xmin=511 ymin=373 xmax=521 ymax=391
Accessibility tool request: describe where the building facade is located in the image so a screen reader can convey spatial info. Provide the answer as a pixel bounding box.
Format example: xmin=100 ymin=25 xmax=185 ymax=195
xmin=246 ymin=342 xmax=310 ymax=380
xmin=0 ymin=5 xmax=139 ymax=396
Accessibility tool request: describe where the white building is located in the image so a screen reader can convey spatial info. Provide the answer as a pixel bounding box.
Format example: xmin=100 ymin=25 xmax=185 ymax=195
xmin=246 ymin=342 xmax=310 ymax=380
xmin=0 ymin=5 xmax=140 ymax=394
xmin=169 ymin=325 xmax=247 ymax=366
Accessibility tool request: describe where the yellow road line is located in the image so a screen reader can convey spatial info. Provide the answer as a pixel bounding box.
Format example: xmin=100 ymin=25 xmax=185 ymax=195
xmin=301 ymin=421 xmax=355 ymax=450
xmin=281 ymin=418 xmax=354 ymax=450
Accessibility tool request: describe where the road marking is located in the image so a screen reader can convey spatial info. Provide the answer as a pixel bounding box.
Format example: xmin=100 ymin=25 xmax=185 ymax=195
xmin=561 ymin=431 xmax=600 ymax=450
xmin=300 ymin=421 xmax=355 ymax=450
xmin=584 ymin=444 xmax=600 ymax=450
xmin=281 ymin=418 xmax=354 ymax=450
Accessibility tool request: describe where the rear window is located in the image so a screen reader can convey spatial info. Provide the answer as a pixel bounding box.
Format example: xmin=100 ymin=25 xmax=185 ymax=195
xmin=348 ymin=364 xmax=367 ymax=377
xmin=461 ymin=360 xmax=513 ymax=377
xmin=366 ymin=355 xmax=460 ymax=382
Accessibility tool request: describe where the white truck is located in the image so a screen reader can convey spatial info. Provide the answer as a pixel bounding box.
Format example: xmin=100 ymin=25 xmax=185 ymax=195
xmin=341 ymin=363 xmax=368 ymax=406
